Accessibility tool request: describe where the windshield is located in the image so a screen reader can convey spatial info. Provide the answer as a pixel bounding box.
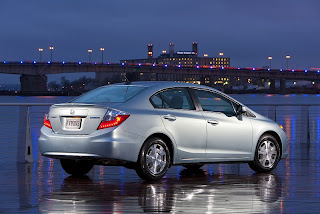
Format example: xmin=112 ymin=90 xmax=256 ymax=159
xmin=71 ymin=85 xmax=147 ymax=103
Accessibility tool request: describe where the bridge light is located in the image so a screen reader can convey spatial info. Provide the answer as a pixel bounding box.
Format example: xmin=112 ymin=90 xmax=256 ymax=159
xmin=280 ymin=69 xmax=283 ymax=71
xmin=221 ymin=67 xmax=224 ymax=70
xmin=318 ymin=70 xmax=320 ymax=73
xmin=238 ymin=67 xmax=240 ymax=70
xmin=305 ymin=70 xmax=308 ymax=73
xmin=20 ymin=61 xmax=23 ymax=64
xmin=196 ymin=65 xmax=200 ymax=69
xmin=121 ymin=62 xmax=125 ymax=66
xmin=62 ymin=61 xmax=65 ymax=64
xmin=164 ymin=64 xmax=168 ymax=67
xmin=210 ymin=66 xmax=213 ymax=69
xmin=152 ymin=63 xmax=155 ymax=67
xmin=138 ymin=63 xmax=141 ymax=66
xmin=78 ymin=62 xmax=82 ymax=65
xmin=3 ymin=61 xmax=7 ymax=64
xmin=292 ymin=69 xmax=295 ymax=72
xmin=33 ymin=61 xmax=36 ymax=64
xmin=100 ymin=47 xmax=105 ymax=63
xmin=178 ymin=65 xmax=181 ymax=68
xmin=48 ymin=61 xmax=51 ymax=64
xmin=268 ymin=68 xmax=270 ymax=71
xmin=253 ymin=68 xmax=255 ymax=70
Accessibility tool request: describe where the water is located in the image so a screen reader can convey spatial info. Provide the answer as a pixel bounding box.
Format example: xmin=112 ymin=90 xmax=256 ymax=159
xmin=0 ymin=94 xmax=320 ymax=213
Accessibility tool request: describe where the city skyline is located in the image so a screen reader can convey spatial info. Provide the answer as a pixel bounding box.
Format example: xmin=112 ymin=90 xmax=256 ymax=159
xmin=0 ymin=0 xmax=319 ymax=83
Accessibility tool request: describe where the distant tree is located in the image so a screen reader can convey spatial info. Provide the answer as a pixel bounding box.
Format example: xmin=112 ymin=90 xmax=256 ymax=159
xmin=60 ymin=77 xmax=71 ymax=91
xmin=48 ymin=81 xmax=60 ymax=91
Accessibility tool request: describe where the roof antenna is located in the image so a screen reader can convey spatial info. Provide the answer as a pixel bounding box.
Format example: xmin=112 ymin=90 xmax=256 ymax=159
xmin=123 ymin=73 xmax=131 ymax=85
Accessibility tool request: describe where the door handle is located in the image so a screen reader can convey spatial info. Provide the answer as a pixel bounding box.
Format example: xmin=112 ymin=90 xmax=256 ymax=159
xmin=163 ymin=115 xmax=176 ymax=121
xmin=207 ymin=120 xmax=219 ymax=125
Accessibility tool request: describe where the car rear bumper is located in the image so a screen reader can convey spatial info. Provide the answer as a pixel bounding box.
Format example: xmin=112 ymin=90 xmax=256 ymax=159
xmin=38 ymin=126 xmax=145 ymax=163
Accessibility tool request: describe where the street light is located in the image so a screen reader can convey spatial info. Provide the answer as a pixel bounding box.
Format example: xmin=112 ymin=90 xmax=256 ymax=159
xmin=268 ymin=56 xmax=272 ymax=69
xmin=88 ymin=49 xmax=92 ymax=63
xmin=49 ymin=46 xmax=54 ymax=62
xmin=286 ymin=55 xmax=291 ymax=70
xmin=219 ymin=52 xmax=224 ymax=56
xmin=38 ymin=48 xmax=43 ymax=62
xmin=100 ymin=47 xmax=105 ymax=63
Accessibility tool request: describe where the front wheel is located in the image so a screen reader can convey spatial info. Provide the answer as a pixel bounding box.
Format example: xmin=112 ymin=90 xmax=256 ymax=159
xmin=248 ymin=134 xmax=281 ymax=172
xmin=60 ymin=159 xmax=94 ymax=176
xmin=136 ymin=137 xmax=171 ymax=181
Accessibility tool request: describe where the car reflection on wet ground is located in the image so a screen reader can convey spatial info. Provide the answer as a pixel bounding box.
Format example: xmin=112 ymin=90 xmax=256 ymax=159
xmin=39 ymin=170 xmax=281 ymax=213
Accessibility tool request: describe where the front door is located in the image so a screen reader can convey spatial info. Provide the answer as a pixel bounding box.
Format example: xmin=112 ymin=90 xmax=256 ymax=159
xmin=192 ymin=89 xmax=253 ymax=160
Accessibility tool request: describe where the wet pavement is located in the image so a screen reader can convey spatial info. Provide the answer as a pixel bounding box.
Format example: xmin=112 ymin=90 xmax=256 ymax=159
xmin=1 ymin=139 xmax=320 ymax=214
xmin=1 ymin=103 xmax=320 ymax=213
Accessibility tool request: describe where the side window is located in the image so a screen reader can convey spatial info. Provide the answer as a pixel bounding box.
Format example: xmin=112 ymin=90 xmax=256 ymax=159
xmin=194 ymin=90 xmax=236 ymax=116
xmin=151 ymin=88 xmax=195 ymax=110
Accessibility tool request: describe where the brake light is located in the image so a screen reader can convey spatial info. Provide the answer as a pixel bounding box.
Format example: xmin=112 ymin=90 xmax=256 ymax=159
xmin=44 ymin=114 xmax=52 ymax=129
xmin=98 ymin=110 xmax=130 ymax=130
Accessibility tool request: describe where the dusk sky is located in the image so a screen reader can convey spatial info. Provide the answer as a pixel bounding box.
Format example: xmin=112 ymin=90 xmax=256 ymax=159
xmin=1 ymin=0 xmax=319 ymax=83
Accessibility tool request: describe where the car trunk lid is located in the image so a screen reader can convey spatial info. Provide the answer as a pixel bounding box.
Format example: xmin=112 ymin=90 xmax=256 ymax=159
xmin=48 ymin=103 xmax=108 ymax=135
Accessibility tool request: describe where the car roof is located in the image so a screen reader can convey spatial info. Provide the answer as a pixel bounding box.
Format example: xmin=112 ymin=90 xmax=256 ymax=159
xmin=112 ymin=81 xmax=219 ymax=91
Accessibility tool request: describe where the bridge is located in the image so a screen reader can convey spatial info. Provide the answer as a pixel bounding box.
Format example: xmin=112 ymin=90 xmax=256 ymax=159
xmin=0 ymin=61 xmax=319 ymax=93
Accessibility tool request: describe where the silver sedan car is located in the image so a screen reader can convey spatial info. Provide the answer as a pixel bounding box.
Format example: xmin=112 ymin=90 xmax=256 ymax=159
xmin=39 ymin=81 xmax=288 ymax=180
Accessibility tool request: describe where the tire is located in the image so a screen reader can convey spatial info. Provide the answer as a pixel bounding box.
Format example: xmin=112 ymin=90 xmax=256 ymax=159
xmin=60 ymin=159 xmax=94 ymax=176
xmin=182 ymin=164 xmax=204 ymax=171
xmin=136 ymin=137 xmax=171 ymax=181
xmin=248 ymin=134 xmax=281 ymax=172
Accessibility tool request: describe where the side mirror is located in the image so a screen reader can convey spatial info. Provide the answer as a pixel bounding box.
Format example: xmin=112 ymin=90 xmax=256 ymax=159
xmin=241 ymin=106 xmax=247 ymax=113
xmin=237 ymin=106 xmax=247 ymax=115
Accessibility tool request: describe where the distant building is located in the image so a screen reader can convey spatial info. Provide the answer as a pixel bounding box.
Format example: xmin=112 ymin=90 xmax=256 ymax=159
xmin=121 ymin=42 xmax=230 ymax=68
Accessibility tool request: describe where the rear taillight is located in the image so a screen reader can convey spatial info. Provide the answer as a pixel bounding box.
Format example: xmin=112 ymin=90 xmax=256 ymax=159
xmin=44 ymin=113 xmax=52 ymax=129
xmin=98 ymin=110 xmax=130 ymax=130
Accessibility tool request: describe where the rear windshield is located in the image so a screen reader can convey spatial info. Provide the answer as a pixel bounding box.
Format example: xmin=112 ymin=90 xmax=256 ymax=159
xmin=71 ymin=86 xmax=147 ymax=103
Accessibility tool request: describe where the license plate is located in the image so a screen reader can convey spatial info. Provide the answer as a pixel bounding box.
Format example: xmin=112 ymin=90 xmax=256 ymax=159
xmin=65 ymin=118 xmax=81 ymax=129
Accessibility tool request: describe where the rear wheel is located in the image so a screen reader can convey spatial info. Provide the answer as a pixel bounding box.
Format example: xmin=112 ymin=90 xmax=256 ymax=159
xmin=136 ymin=137 xmax=171 ymax=181
xmin=60 ymin=159 xmax=94 ymax=176
xmin=248 ymin=134 xmax=281 ymax=172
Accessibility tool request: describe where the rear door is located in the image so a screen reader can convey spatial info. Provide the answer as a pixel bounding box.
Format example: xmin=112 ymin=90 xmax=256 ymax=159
xmin=191 ymin=89 xmax=253 ymax=160
xmin=150 ymin=88 xmax=206 ymax=160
